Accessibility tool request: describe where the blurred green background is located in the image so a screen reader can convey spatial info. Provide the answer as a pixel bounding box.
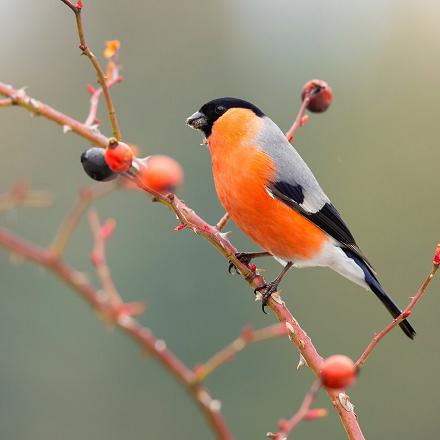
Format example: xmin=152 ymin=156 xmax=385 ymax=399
xmin=1 ymin=1 xmax=439 ymax=438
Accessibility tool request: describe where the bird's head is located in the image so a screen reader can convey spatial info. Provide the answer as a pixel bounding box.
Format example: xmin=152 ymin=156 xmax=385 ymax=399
xmin=186 ymin=97 xmax=264 ymax=138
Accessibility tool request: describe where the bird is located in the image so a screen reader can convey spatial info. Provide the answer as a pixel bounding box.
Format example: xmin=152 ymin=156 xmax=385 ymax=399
xmin=186 ymin=97 xmax=415 ymax=339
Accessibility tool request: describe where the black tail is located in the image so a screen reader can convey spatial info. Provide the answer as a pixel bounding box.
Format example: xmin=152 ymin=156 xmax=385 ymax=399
xmin=367 ymin=275 xmax=416 ymax=339
xmin=343 ymin=249 xmax=416 ymax=339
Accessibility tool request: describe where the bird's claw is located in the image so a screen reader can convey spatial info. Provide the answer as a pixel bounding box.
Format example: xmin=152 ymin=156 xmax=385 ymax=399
xmin=228 ymin=252 xmax=254 ymax=274
xmin=228 ymin=261 xmax=239 ymax=274
xmin=254 ymin=282 xmax=279 ymax=314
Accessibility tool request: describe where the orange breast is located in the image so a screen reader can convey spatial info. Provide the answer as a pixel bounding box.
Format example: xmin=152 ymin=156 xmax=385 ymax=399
xmin=208 ymin=108 xmax=326 ymax=260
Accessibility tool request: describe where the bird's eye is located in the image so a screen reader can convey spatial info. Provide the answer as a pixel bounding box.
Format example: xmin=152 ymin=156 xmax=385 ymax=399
xmin=215 ymin=105 xmax=226 ymax=114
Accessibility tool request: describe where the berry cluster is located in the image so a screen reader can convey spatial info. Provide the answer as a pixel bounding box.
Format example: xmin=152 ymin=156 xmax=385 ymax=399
xmin=81 ymin=139 xmax=183 ymax=193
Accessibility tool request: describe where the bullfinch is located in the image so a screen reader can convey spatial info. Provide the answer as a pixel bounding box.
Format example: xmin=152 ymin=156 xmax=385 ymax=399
xmin=186 ymin=97 xmax=415 ymax=339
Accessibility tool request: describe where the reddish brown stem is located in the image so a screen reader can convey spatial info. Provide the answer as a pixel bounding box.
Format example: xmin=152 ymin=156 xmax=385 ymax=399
xmin=267 ymin=380 xmax=324 ymax=440
xmin=88 ymin=210 xmax=124 ymax=308
xmin=60 ymin=0 xmax=122 ymax=140
xmin=194 ymin=324 xmax=287 ymax=381
xmin=0 ymin=82 xmax=108 ymax=146
xmin=285 ymin=95 xmax=310 ymax=142
xmin=59 ymin=0 xmax=77 ymax=13
xmin=356 ymin=254 xmax=439 ymax=367
xmin=0 ymin=227 xmax=233 ymax=440
xmin=50 ymin=182 xmax=116 ymax=257
xmin=216 ymin=212 xmax=230 ymax=231
xmin=85 ymin=76 xmax=123 ymax=127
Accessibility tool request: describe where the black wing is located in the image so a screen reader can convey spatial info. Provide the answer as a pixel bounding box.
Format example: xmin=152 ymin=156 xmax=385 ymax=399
xmin=270 ymin=181 xmax=374 ymax=271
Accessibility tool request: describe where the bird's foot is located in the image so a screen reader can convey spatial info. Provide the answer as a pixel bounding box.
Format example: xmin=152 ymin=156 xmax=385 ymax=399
xmin=254 ymin=281 xmax=280 ymax=314
xmin=228 ymin=252 xmax=270 ymax=274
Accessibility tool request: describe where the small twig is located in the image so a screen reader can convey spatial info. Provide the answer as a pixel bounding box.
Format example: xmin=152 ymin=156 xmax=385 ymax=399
xmin=356 ymin=246 xmax=440 ymax=367
xmin=50 ymin=182 xmax=116 ymax=257
xmin=88 ymin=210 xmax=124 ymax=308
xmin=59 ymin=0 xmax=78 ymax=13
xmin=194 ymin=324 xmax=287 ymax=381
xmin=60 ymin=0 xmax=122 ymax=140
xmin=0 ymin=181 xmax=52 ymax=213
xmin=85 ymin=76 xmax=123 ymax=127
xmin=0 ymin=82 xmax=108 ymax=146
xmin=216 ymin=212 xmax=230 ymax=231
xmin=285 ymin=96 xmax=310 ymax=142
xmin=267 ymin=380 xmax=325 ymax=440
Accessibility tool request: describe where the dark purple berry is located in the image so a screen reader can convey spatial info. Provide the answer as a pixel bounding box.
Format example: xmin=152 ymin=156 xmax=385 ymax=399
xmin=81 ymin=147 xmax=117 ymax=182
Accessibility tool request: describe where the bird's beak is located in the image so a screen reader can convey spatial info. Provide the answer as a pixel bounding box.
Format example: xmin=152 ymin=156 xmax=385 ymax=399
xmin=186 ymin=111 xmax=207 ymax=129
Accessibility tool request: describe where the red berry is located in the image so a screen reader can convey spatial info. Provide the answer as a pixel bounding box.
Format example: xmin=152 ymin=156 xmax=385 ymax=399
xmin=137 ymin=155 xmax=184 ymax=192
xmin=104 ymin=139 xmax=134 ymax=173
xmin=320 ymin=355 xmax=356 ymax=389
xmin=301 ymin=79 xmax=333 ymax=113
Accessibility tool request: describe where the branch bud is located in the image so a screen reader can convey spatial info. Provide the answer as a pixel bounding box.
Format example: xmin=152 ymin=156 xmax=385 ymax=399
xmin=433 ymin=243 xmax=440 ymax=266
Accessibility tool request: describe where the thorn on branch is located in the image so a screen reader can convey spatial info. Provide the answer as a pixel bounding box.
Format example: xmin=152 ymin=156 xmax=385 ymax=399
xmin=338 ymin=393 xmax=355 ymax=413
xmin=297 ymin=353 xmax=308 ymax=370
